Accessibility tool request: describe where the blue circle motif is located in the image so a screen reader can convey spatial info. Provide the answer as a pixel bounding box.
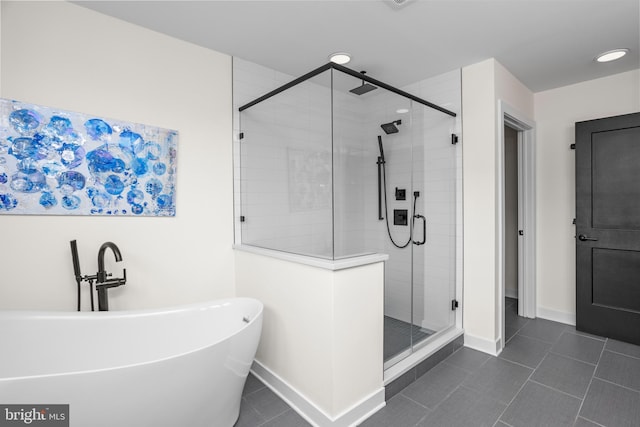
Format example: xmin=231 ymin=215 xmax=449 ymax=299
xmin=0 ymin=193 xmax=18 ymax=210
xmin=39 ymin=192 xmax=58 ymax=209
xmin=84 ymin=119 xmax=113 ymax=140
xmin=119 ymin=130 xmax=143 ymax=154
xmin=153 ymin=162 xmax=166 ymax=176
xmin=144 ymin=142 xmax=162 ymax=160
xmin=131 ymin=203 xmax=144 ymax=215
xmin=9 ymin=137 xmax=46 ymax=161
xmin=145 ymin=178 xmax=163 ymax=197
xmin=104 ymin=174 xmax=125 ymax=195
xmin=86 ymin=148 xmax=116 ymax=173
xmin=9 ymin=109 xmax=42 ymax=135
xmin=60 ymin=143 xmax=86 ymax=169
xmin=57 ymin=171 xmax=86 ymax=191
xmin=92 ymin=192 xmax=111 ymax=208
xmin=61 ymin=195 xmax=81 ymax=210
xmin=156 ymin=194 xmax=172 ymax=210
xmin=112 ymin=158 xmax=126 ymax=173
xmin=131 ymin=157 xmax=149 ymax=176
xmin=127 ymin=189 xmax=144 ymax=205
xmin=10 ymin=171 xmax=46 ymax=193
xmin=46 ymin=116 xmax=72 ymax=137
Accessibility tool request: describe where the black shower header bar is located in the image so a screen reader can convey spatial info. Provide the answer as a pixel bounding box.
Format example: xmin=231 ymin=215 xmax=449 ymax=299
xmin=238 ymin=62 xmax=457 ymax=118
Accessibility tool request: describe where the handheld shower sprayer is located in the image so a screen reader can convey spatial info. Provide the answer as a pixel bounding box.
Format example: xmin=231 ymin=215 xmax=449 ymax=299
xmin=376 ymin=120 xmax=426 ymax=248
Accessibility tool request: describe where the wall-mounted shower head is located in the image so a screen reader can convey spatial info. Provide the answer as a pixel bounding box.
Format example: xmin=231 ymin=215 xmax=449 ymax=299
xmin=381 ymin=120 xmax=402 ymax=134
xmin=350 ymin=71 xmax=377 ymax=95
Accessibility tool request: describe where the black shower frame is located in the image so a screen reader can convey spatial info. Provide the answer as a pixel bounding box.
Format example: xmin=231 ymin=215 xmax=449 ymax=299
xmin=238 ymin=62 xmax=457 ymax=118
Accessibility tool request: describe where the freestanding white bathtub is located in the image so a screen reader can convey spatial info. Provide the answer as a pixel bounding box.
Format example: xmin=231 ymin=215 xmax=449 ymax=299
xmin=0 ymin=297 xmax=263 ymax=427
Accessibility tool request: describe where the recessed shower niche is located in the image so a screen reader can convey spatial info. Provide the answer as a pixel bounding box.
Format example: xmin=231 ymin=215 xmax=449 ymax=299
xmin=233 ymin=58 xmax=462 ymax=372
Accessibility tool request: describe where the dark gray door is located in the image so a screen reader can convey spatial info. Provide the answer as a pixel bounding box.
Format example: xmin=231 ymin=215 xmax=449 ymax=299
xmin=576 ymin=112 xmax=640 ymax=345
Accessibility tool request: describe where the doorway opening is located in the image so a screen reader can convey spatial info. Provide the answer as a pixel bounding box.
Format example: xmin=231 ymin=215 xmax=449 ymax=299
xmin=498 ymin=101 xmax=536 ymax=353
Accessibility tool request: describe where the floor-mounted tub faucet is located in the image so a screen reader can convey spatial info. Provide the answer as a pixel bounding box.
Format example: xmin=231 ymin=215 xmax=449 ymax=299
xmin=69 ymin=240 xmax=126 ymax=312
xmin=95 ymin=242 xmax=127 ymax=311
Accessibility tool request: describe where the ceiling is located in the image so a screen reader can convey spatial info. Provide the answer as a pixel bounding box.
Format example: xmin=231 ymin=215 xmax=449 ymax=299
xmin=75 ymin=0 xmax=640 ymax=93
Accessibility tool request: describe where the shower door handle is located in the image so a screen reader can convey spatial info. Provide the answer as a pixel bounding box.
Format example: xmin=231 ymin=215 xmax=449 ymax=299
xmin=413 ymin=214 xmax=426 ymax=246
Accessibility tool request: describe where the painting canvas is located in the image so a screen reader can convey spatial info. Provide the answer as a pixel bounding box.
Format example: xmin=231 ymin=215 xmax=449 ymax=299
xmin=0 ymin=99 xmax=178 ymax=216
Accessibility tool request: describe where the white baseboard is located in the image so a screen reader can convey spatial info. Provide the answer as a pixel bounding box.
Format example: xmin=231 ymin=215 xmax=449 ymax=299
xmin=250 ymin=360 xmax=385 ymax=427
xmin=463 ymin=332 xmax=501 ymax=356
xmin=536 ymin=306 xmax=576 ymax=326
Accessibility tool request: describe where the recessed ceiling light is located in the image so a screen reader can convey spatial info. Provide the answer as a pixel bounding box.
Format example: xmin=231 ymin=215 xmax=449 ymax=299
xmin=329 ymin=52 xmax=351 ymax=65
xmin=396 ymin=108 xmax=410 ymax=114
xmin=595 ymin=48 xmax=629 ymax=63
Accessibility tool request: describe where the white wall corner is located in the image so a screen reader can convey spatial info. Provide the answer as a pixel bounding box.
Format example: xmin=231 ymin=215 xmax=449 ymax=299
xmin=463 ymin=331 xmax=501 ymax=357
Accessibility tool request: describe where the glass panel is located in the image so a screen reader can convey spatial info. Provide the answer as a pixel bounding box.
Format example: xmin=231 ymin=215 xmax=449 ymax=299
xmin=239 ymin=70 xmax=333 ymax=258
xmin=332 ymin=69 xmax=375 ymax=259
xmin=333 ymin=71 xmax=417 ymax=365
xmin=412 ymin=108 xmax=458 ymax=350
xmin=378 ymin=96 xmax=415 ymax=365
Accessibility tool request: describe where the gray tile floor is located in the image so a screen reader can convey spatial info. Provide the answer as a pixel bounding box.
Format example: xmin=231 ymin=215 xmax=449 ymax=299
xmin=234 ymin=373 xmax=311 ymax=427
xmin=235 ymin=298 xmax=640 ymax=426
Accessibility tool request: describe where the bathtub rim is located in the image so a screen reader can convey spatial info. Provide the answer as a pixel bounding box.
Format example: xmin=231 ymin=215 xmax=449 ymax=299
xmin=0 ymin=297 xmax=263 ymax=381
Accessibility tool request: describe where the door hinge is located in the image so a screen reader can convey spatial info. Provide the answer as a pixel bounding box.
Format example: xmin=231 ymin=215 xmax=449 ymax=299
xmin=451 ymin=134 xmax=459 ymax=145
xmin=240 ymin=216 xmax=246 ymax=222
xmin=239 ymin=132 xmax=244 ymax=140
xmin=570 ymin=143 xmax=576 ymax=150
xmin=451 ymin=299 xmax=459 ymax=311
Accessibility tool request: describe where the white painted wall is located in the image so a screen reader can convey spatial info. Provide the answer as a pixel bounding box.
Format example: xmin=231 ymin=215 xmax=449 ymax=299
xmin=534 ymin=69 xmax=640 ymax=323
xmin=234 ymin=249 xmax=384 ymax=422
xmin=462 ymin=59 xmax=534 ymax=353
xmin=0 ymin=1 xmax=234 ymax=310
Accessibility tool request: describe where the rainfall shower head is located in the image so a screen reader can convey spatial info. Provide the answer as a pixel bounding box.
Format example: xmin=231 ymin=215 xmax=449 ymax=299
xmin=350 ymin=82 xmax=378 ymax=95
xmin=350 ymin=71 xmax=378 ymax=95
xmin=381 ymin=120 xmax=402 ymax=134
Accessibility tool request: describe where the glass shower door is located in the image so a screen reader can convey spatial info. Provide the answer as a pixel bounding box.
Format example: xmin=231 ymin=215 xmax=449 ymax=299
xmin=382 ymin=100 xmax=458 ymax=369
xmin=411 ymin=107 xmax=458 ymax=355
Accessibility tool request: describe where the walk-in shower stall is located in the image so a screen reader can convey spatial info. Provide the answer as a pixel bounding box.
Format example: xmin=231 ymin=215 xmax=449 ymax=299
xmin=235 ymin=61 xmax=460 ymax=370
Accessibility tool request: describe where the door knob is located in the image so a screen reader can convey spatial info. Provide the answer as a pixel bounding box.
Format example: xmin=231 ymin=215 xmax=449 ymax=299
xmin=578 ymin=234 xmax=598 ymax=242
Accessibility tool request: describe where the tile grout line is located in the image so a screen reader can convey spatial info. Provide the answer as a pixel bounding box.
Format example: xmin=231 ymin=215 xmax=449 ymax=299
xmin=491 ymin=333 xmax=553 ymax=426
xmin=577 ymin=415 xmax=607 ymax=427
xmin=527 ymin=378 xmax=586 ymax=401
xmin=572 ymin=336 xmax=609 ymax=426
xmin=401 ymin=366 xmax=476 ymax=423
xmin=398 ymin=392 xmax=432 ymax=411
xmin=495 ymin=353 xmax=540 ymax=371
xmin=547 ymin=348 xmax=599 ymax=367
xmin=563 ymin=328 xmax=607 ymax=343
xmin=604 ymin=348 xmax=640 ymax=361
xmin=594 ymin=376 xmax=640 ymax=394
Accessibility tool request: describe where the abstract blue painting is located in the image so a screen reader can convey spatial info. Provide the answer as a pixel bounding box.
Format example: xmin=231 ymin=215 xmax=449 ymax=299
xmin=0 ymin=99 xmax=178 ymax=216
